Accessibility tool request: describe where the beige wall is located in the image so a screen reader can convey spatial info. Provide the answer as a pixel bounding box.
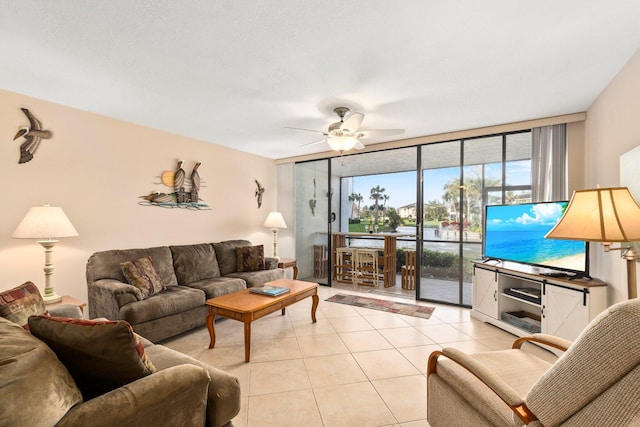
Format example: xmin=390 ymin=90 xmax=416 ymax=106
xmin=1 ymin=89 xmax=278 ymax=306
xmin=6 ymin=44 xmax=637 ymax=309
xmin=584 ymin=48 xmax=640 ymax=304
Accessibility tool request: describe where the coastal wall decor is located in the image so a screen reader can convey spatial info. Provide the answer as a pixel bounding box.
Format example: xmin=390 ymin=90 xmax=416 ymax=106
xmin=254 ymin=179 xmax=265 ymax=208
xmin=13 ymin=108 xmax=52 ymax=164
xmin=140 ymin=159 xmax=210 ymax=210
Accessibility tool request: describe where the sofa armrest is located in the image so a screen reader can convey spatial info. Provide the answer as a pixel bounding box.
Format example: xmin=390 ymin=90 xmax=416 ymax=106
xmin=264 ymin=257 xmax=278 ymax=270
xmin=428 ymin=347 xmax=538 ymax=424
xmin=57 ymin=364 xmax=210 ymax=427
xmin=48 ymin=304 xmax=83 ymax=319
xmin=87 ymin=278 xmax=143 ymax=320
xmin=144 ymin=343 xmax=241 ymax=426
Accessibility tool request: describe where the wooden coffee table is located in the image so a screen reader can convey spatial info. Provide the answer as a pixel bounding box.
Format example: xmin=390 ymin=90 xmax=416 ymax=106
xmin=206 ymin=278 xmax=319 ymax=362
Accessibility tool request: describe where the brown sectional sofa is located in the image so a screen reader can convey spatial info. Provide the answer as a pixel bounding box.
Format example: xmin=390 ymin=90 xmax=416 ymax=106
xmin=87 ymin=240 xmax=284 ymax=342
xmin=0 ymin=307 xmax=241 ymax=427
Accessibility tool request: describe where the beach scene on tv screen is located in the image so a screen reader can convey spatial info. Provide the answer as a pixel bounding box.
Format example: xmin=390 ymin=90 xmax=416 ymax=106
xmin=484 ymin=202 xmax=586 ymax=271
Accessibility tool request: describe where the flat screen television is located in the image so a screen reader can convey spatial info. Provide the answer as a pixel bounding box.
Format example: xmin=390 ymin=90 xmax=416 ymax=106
xmin=483 ymin=201 xmax=589 ymax=276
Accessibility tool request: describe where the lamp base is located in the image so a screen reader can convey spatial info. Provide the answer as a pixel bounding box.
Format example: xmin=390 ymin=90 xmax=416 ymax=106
xmin=43 ymin=291 xmax=62 ymax=304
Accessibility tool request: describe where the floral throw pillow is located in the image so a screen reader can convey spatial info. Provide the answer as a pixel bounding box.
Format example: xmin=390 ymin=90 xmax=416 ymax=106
xmin=120 ymin=256 xmax=165 ymax=299
xmin=236 ymin=244 xmax=265 ymax=272
xmin=0 ymin=281 xmax=48 ymax=329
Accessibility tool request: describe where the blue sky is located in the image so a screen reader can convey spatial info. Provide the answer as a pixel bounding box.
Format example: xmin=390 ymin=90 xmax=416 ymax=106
xmin=351 ymin=162 xmax=531 ymax=209
xmin=352 ymin=169 xmax=454 ymax=208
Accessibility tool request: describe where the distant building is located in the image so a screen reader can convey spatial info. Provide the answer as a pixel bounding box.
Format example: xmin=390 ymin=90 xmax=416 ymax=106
xmin=397 ymin=203 xmax=416 ymax=219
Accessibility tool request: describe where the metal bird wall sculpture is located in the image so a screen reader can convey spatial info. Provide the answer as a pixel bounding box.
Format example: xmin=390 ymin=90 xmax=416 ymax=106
xmin=174 ymin=160 xmax=185 ymax=192
xmin=13 ymin=108 xmax=52 ymax=164
xmin=191 ymin=162 xmax=201 ymax=203
xmin=255 ymin=179 xmax=265 ymax=208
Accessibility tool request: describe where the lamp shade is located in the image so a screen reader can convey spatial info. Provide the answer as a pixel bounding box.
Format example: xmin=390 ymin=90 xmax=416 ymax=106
xmin=12 ymin=205 xmax=79 ymax=239
xmin=327 ymin=136 xmax=358 ymax=152
xmin=545 ymin=187 xmax=640 ymax=242
xmin=263 ymin=212 xmax=287 ymax=229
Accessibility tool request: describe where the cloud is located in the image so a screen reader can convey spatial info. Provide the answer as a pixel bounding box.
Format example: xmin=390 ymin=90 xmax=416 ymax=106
xmin=515 ymin=203 xmax=563 ymax=225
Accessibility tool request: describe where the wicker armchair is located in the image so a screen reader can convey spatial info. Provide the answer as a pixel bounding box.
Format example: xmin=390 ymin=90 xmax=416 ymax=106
xmin=427 ymin=298 xmax=640 ymax=426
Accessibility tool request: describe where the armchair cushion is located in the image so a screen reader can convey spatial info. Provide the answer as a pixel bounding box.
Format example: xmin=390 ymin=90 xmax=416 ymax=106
xmin=0 ymin=281 xmax=47 ymax=328
xmin=429 ymin=348 xmax=552 ymax=426
xmin=120 ymin=256 xmax=166 ymax=299
xmin=236 ymin=244 xmax=265 ymax=272
xmin=28 ymin=316 xmax=156 ymax=400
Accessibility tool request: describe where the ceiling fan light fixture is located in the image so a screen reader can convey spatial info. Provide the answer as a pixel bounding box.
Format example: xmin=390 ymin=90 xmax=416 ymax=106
xmin=327 ymin=136 xmax=358 ymax=152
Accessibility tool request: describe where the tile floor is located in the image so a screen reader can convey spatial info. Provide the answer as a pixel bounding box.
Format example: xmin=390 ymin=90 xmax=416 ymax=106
xmin=161 ymin=284 xmax=557 ymax=427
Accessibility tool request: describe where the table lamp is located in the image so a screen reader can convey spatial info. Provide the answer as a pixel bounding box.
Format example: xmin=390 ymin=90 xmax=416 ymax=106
xmin=263 ymin=212 xmax=287 ymax=258
xmin=12 ymin=204 xmax=79 ymax=303
xmin=545 ymin=187 xmax=640 ymax=299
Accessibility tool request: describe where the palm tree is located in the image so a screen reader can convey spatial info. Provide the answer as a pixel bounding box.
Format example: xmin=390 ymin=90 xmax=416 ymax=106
xmin=442 ymin=178 xmax=463 ymax=226
xmin=370 ymin=185 xmax=386 ymax=224
xmin=382 ymin=194 xmax=390 ymax=222
xmin=348 ymin=193 xmax=363 ymax=218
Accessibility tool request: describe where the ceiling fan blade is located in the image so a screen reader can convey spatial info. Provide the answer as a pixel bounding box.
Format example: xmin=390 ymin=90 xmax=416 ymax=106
xmin=340 ymin=112 xmax=364 ymax=133
xmin=285 ymin=126 xmax=328 ymax=136
xmin=358 ymin=129 xmax=405 ymax=139
xmin=300 ymin=138 xmax=328 ymax=147
xmin=353 ymin=140 xmax=365 ymax=150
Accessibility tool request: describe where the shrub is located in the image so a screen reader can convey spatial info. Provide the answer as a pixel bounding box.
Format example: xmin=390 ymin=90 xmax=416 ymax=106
xmin=423 ymin=250 xmax=456 ymax=268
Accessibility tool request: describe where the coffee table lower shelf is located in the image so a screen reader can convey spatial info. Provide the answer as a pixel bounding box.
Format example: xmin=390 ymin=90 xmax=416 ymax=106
xmin=206 ymin=279 xmax=319 ymax=362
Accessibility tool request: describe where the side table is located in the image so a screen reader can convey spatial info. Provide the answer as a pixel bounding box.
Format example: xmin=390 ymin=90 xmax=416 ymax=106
xmin=277 ymin=258 xmax=298 ymax=279
xmin=48 ymin=295 xmax=87 ymax=316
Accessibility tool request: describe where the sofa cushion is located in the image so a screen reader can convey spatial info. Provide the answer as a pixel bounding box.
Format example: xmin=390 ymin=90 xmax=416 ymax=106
xmin=0 ymin=317 xmax=83 ymax=427
xmin=213 ymin=240 xmax=252 ymax=275
xmin=236 ymin=244 xmax=265 ymax=272
xmin=118 ymin=285 xmax=206 ymax=325
xmin=120 ymin=256 xmax=166 ymax=299
xmin=187 ymin=277 xmax=247 ymax=299
xmin=0 ymin=281 xmax=48 ymax=329
xmin=28 ymin=316 xmax=156 ymax=400
xmin=170 ymin=243 xmax=221 ymax=284
xmin=226 ymin=268 xmax=285 ymax=287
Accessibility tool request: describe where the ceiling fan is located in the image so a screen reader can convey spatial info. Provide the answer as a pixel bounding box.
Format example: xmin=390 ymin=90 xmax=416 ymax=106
xmin=286 ymin=107 xmax=405 ymax=153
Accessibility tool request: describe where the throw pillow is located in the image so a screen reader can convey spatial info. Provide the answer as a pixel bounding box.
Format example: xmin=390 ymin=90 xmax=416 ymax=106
xmin=213 ymin=240 xmax=252 ymax=275
xmin=236 ymin=244 xmax=265 ymax=272
xmin=120 ymin=256 xmax=165 ymax=299
xmin=0 ymin=282 xmax=48 ymax=329
xmin=28 ymin=316 xmax=156 ymax=400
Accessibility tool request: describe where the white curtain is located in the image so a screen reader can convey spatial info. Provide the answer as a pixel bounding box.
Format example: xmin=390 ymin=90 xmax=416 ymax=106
xmin=531 ymin=124 xmax=567 ymax=202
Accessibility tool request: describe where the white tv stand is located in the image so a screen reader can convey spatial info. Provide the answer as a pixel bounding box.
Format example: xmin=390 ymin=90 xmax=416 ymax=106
xmin=471 ymin=260 xmax=607 ymax=342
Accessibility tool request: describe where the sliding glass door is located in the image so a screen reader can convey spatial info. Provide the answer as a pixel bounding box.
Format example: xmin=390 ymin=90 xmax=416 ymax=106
xmin=294 ymin=159 xmax=330 ymax=285
xmin=419 ymin=132 xmax=532 ymax=306
xmin=293 ymin=130 xmax=533 ymax=306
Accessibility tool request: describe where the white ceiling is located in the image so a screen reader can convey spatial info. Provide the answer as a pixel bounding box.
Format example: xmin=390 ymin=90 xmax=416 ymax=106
xmin=2 ymin=1 xmax=639 ymax=160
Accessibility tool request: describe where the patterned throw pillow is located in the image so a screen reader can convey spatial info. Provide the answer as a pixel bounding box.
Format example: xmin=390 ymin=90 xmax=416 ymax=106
xmin=0 ymin=282 xmax=48 ymax=329
xmin=236 ymin=244 xmax=265 ymax=272
xmin=28 ymin=316 xmax=156 ymax=400
xmin=120 ymin=256 xmax=165 ymax=299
